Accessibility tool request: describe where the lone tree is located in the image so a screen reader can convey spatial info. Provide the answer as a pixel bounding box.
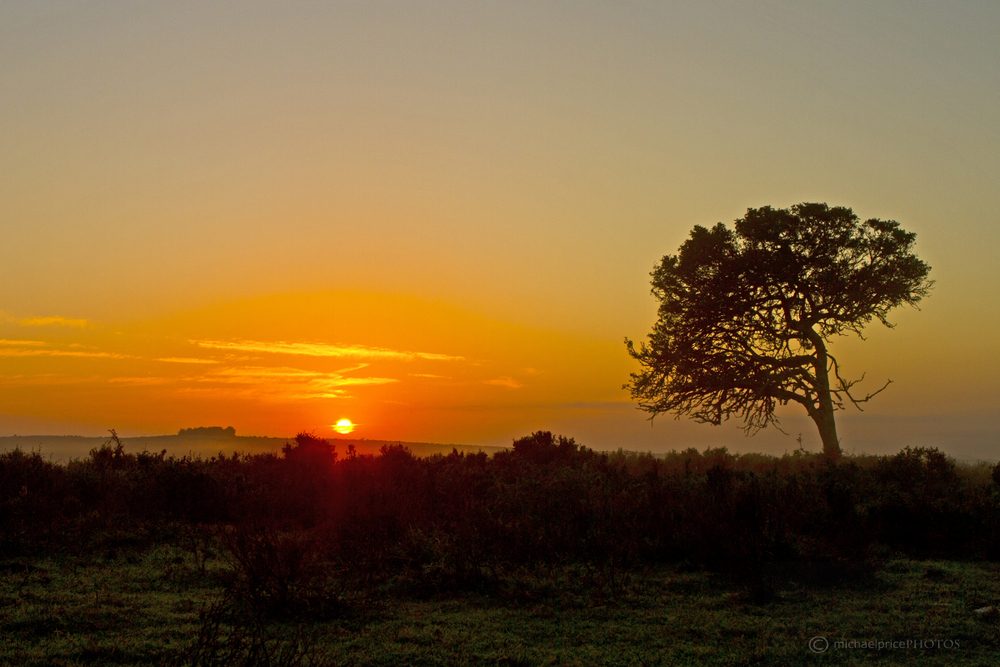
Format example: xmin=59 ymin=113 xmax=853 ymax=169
xmin=625 ymin=203 xmax=932 ymax=459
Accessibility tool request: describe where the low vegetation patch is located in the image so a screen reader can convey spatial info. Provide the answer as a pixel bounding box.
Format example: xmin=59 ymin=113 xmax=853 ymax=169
xmin=1 ymin=431 xmax=999 ymax=664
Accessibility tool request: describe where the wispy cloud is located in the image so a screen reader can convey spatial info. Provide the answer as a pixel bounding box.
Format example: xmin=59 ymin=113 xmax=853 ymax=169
xmin=212 ymin=367 xmax=325 ymax=381
xmin=108 ymin=376 xmax=173 ymax=386
xmin=0 ymin=349 xmax=127 ymax=359
xmin=179 ymin=365 xmax=399 ymax=401
xmin=336 ymin=363 xmax=370 ymax=374
xmin=192 ymin=339 xmax=463 ymax=361
xmin=155 ymin=357 xmax=220 ymax=364
xmin=17 ymin=316 xmax=87 ymax=328
xmin=484 ymin=377 xmax=524 ymax=389
xmin=311 ymin=376 xmax=398 ymax=388
xmin=0 ymin=339 xmax=127 ymax=358
xmin=0 ymin=373 xmax=97 ymax=386
xmin=212 ymin=366 xmax=399 ymax=387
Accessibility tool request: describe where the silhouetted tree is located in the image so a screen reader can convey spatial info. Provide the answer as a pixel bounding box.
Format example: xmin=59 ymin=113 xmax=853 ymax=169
xmin=626 ymin=203 xmax=932 ymax=459
xmin=282 ymin=432 xmax=337 ymax=467
xmin=512 ymin=431 xmax=580 ymax=465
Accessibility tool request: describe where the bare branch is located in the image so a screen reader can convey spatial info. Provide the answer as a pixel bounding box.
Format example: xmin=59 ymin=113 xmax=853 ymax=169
xmin=828 ymin=353 xmax=893 ymax=411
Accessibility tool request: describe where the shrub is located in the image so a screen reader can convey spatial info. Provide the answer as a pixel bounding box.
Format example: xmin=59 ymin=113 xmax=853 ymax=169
xmin=177 ymin=588 xmax=332 ymax=667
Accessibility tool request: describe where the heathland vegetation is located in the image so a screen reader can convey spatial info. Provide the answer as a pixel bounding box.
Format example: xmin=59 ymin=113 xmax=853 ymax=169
xmin=2 ymin=431 xmax=1000 ymax=665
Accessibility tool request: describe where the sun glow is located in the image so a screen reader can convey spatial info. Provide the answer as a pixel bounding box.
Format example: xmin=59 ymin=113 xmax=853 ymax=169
xmin=333 ymin=419 xmax=354 ymax=434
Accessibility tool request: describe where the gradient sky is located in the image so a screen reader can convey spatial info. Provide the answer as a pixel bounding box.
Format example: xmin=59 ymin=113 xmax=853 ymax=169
xmin=2 ymin=1 xmax=998 ymax=459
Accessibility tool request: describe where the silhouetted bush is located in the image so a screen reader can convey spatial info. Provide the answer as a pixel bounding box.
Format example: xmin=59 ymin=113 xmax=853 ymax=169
xmin=222 ymin=520 xmax=380 ymax=620
xmin=177 ymin=587 xmax=332 ymax=667
xmin=3 ymin=430 xmax=997 ymax=601
xmin=869 ymin=447 xmax=969 ymax=556
xmin=0 ymin=448 xmax=68 ymax=555
xmin=511 ymin=431 xmax=584 ymax=466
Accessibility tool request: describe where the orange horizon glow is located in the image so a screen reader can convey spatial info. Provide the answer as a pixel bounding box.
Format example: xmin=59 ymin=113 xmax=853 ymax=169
xmin=0 ymin=290 xmax=633 ymax=445
xmin=1 ymin=286 xmax=993 ymax=460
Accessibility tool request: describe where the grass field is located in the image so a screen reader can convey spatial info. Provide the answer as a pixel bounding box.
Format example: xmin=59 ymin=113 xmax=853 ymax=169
xmin=3 ymin=544 xmax=999 ymax=666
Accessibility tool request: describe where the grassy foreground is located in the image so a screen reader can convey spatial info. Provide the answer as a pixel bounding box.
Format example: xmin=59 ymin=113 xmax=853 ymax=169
xmin=2 ymin=547 xmax=999 ymax=666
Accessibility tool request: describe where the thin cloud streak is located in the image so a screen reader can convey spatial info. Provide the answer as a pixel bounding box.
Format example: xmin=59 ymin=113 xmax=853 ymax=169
xmin=108 ymin=377 xmax=173 ymax=386
xmin=484 ymin=377 xmax=524 ymax=389
xmin=212 ymin=367 xmax=325 ymax=380
xmin=0 ymin=349 xmax=128 ymax=359
xmin=192 ymin=339 xmax=463 ymax=361
xmin=311 ymin=376 xmax=397 ymax=388
xmin=0 ymin=374 xmax=99 ymax=386
xmin=167 ymin=365 xmax=399 ymax=402
xmin=210 ymin=366 xmax=399 ymax=387
xmin=17 ymin=316 xmax=88 ymax=328
xmin=156 ymin=357 xmax=220 ymax=364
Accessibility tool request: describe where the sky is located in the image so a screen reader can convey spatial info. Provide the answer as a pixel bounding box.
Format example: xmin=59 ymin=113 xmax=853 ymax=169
xmin=2 ymin=1 xmax=998 ymax=459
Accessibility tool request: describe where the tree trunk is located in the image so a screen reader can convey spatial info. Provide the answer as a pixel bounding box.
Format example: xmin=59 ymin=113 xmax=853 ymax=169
xmin=810 ymin=331 xmax=843 ymax=460
xmin=812 ymin=404 xmax=842 ymax=460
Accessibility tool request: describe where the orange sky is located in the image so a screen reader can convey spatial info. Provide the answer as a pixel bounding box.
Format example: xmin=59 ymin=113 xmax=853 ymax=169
xmin=1 ymin=3 xmax=998 ymax=459
xmin=0 ymin=292 xmax=631 ymax=443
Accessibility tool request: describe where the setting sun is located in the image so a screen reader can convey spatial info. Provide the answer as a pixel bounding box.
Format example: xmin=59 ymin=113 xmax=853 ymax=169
xmin=333 ymin=419 xmax=354 ymax=435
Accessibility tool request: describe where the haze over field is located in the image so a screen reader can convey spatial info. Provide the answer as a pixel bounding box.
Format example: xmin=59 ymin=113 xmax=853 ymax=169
xmin=2 ymin=2 xmax=998 ymax=460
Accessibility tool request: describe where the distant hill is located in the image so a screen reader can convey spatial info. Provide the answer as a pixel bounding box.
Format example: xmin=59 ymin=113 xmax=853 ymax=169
xmin=177 ymin=426 xmax=236 ymax=437
xmin=0 ymin=433 xmax=507 ymax=463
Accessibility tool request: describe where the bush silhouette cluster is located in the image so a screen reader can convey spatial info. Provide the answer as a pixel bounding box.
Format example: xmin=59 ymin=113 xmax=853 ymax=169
xmin=2 ymin=430 xmax=999 ymax=603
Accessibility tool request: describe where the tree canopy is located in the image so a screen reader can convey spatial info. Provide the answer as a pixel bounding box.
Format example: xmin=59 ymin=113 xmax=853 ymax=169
xmin=626 ymin=203 xmax=933 ymax=458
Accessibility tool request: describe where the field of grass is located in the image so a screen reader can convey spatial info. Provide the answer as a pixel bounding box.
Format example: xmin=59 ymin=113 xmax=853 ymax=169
xmin=3 ymin=545 xmax=999 ymax=666
xmin=0 ymin=546 xmax=222 ymax=666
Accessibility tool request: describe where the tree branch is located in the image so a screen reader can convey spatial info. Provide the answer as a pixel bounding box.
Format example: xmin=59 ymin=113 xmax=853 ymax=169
xmin=828 ymin=353 xmax=892 ymax=411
